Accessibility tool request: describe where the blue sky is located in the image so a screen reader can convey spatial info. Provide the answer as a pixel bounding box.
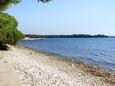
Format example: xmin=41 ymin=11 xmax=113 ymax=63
xmin=7 ymin=0 xmax=115 ymax=35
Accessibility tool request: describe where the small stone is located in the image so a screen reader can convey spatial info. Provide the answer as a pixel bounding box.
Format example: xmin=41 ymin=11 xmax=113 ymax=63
xmin=4 ymin=61 xmax=7 ymax=63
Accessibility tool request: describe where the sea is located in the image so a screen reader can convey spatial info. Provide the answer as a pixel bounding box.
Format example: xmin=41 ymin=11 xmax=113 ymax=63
xmin=19 ymin=38 xmax=115 ymax=71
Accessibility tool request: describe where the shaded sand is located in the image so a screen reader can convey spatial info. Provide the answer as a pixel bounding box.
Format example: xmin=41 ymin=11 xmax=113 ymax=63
xmin=0 ymin=52 xmax=21 ymax=86
xmin=2 ymin=45 xmax=115 ymax=86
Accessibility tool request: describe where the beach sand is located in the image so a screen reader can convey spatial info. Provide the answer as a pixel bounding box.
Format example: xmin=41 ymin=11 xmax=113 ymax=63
xmin=1 ymin=45 xmax=115 ymax=86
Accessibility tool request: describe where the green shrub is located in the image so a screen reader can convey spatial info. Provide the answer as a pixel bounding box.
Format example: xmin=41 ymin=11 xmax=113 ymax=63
xmin=0 ymin=0 xmax=51 ymax=49
xmin=0 ymin=12 xmax=18 ymax=30
xmin=0 ymin=13 xmax=25 ymax=45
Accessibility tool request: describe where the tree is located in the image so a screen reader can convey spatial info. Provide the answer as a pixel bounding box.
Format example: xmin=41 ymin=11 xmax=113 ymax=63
xmin=38 ymin=0 xmax=52 ymax=3
xmin=0 ymin=0 xmax=24 ymax=50
xmin=0 ymin=0 xmax=51 ymax=50
xmin=0 ymin=0 xmax=21 ymax=11
xmin=0 ymin=13 xmax=25 ymax=45
xmin=0 ymin=0 xmax=51 ymax=11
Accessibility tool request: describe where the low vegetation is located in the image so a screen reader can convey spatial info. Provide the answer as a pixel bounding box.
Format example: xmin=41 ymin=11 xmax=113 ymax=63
xmin=25 ymin=34 xmax=109 ymax=38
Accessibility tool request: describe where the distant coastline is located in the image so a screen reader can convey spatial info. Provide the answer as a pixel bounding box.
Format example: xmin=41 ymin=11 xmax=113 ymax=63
xmin=23 ymin=37 xmax=45 ymax=40
xmin=25 ymin=34 xmax=109 ymax=38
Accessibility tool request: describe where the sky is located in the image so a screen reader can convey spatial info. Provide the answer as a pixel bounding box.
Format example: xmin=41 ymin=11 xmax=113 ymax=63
xmin=7 ymin=0 xmax=115 ymax=35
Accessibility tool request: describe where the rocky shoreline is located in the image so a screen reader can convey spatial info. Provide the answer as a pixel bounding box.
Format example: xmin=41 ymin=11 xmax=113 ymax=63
xmin=1 ymin=45 xmax=115 ymax=86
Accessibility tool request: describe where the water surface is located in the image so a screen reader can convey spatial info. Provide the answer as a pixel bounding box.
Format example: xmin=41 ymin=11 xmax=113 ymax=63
xmin=20 ymin=38 xmax=115 ymax=71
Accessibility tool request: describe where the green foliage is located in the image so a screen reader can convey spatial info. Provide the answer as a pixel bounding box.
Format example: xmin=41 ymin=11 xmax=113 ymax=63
xmin=0 ymin=0 xmax=21 ymax=11
xmin=0 ymin=0 xmax=51 ymax=47
xmin=38 ymin=0 xmax=52 ymax=3
xmin=0 ymin=0 xmax=51 ymax=11
xmin=0 ymin=13 xmax=25 ymax=45
xmin=0 ymin=9 xmax=25 ymax=45
xmin=0 ymin=13 xmax=18 ymax=30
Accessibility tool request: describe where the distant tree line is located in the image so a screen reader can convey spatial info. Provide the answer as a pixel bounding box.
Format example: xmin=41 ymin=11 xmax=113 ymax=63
xmin=25 ymin=34 xmax=109 ymax=38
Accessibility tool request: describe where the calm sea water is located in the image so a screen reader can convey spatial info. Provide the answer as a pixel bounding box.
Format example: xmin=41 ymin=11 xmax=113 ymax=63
xmin=20 ymin=38 xmax=115 ymax=71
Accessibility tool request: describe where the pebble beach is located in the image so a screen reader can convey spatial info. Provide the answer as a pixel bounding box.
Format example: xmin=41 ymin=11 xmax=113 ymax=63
xmin=1 ymin=45 xmax=115 ymax=86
